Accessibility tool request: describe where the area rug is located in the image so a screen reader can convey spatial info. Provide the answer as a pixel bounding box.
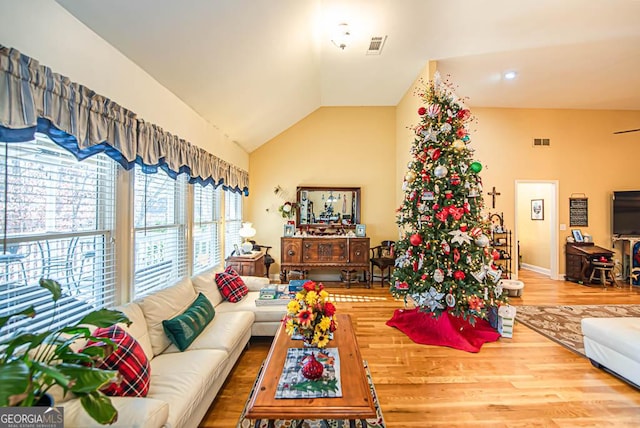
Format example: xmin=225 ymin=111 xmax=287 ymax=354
xmin=515 ymin=305 xmax=640 ymax=357
xmin=386 ymin=308 xmax=500 ymax=353
xmin=236 ymin=360 xmax=385 ymax=428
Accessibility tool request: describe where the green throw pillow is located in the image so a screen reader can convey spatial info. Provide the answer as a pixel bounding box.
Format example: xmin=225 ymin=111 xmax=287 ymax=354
xmin=162 ymin=293 xmax=215 ymax=352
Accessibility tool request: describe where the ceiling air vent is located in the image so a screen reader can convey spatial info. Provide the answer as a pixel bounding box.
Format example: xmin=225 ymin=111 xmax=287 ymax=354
xmin=366 ymin=36 xmax=387 ymax=55
xmin=533 ymin=138 xmax=550 ymax=147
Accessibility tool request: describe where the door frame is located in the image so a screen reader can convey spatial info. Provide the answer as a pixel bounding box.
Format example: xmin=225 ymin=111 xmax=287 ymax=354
xmin=514 ymin=180 xmax=560 ymax=280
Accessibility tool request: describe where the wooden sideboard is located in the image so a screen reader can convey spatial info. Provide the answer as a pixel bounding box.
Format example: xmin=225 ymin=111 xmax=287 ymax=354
xmin=280 ymin=237 xmax=370 ymax=287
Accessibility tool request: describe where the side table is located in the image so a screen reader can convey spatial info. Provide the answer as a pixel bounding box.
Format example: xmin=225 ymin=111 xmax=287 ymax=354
xmin=226 ymin=251 xmax=266 ymax=277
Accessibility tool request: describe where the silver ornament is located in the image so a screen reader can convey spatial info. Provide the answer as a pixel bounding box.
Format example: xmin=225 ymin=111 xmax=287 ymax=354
xmin=434 ymin=165 xmax=448 ymax=178
xmin=475 ymin=234 xmax=490 ymax=247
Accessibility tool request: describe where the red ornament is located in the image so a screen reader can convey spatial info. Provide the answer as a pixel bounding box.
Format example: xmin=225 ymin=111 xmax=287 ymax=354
xmin=470 ymin=227 xmax=482 ymax=237
xmin=453 ymin=248 xmax=461 ymax=263
xmin=450 ymin=173 xmax=461 ymax=186
xmin=459 ymin=223 xmax=468 ymax=232
xmin=431 ymin=148 xmax=441 ymax=161
xmin=456 ymin=128 xmax=467 ymax=138
xmin=453 ymin=270 xmax=465 ymax=280
xmin=445 ymin=191 xmax=453 ymax=200
xmin=410 ymin=233 xmax=423 ymax=246
xmin=492 ymin=250 xmax=500 ymax=261
xmin=435 ymin=209 xmax=448 ymax=222
xmin=468 ymin=295 xmax=484 ymax=310
xmin=302 ymin=353 xmax=324 ymax=380
xmin=396 ymin=281 xmax=409 ymax=290
xmin=457 ymin=109 xmax=471 ymax=120
xmin=418 ymin=106 xmax=427 ymax=116
xmin=421 ymin=274 xmax=427 ymax=280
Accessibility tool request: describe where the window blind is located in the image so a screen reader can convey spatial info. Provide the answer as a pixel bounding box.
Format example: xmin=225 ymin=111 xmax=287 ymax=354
xmin=224 ymin=190 xmax=243 ymax=258
xmin=133 ymin=167 xmax=187 ymax=298
xmin=0 ymin=136 xmax=116 ymax=341
xmin=193 ymin=184 xmax=221 ymax=274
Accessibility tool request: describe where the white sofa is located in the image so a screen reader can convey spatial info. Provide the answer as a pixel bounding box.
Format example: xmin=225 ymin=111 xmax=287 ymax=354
xmin=61 ymin=269 xmax=287 ymax=428
xmin=582 ymin=317 xmax=640 ymax=388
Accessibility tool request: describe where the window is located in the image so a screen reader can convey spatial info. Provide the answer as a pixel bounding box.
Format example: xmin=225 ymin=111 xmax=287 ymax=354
xmin=193 ymin=184 xmax=221 ymax=274
xmin=133 ymin=167 xmax=187 ymax=298
xmin=0 ymin=137 xmax=116 ymax=340
xmin=224 ymin=190 xmax=243 ymax=258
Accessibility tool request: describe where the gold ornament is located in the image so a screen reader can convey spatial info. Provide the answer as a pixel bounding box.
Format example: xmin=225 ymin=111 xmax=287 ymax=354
xmin=452 ymin=139 xmax=465 ymax=152
xmin=405 ymin=171 xmax=417 ymax=183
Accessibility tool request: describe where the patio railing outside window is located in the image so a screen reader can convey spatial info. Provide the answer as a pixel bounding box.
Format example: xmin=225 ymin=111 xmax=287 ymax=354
xmin=0 ymin=137 xmax=116 ymax=340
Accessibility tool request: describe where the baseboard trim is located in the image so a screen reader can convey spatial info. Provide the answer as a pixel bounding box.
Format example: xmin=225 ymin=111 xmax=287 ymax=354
xmin=521 ymin=264 xmax=551 ymax=277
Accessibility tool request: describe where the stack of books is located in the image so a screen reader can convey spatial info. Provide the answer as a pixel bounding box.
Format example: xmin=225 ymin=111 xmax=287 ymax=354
xmin=255 ymin=285 xmax=293 ymax=306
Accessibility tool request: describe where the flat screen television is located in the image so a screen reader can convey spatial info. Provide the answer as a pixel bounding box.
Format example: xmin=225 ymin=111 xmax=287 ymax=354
xmin=612 ymin=191 xmax=640 ymax=236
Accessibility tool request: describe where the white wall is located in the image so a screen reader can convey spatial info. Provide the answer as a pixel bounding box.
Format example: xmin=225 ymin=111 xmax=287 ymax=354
xmin=0 ymin=0 xmax=248 ymax=170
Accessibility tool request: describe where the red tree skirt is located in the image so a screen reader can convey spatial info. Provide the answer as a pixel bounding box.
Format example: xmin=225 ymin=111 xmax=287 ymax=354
xmin=386 ymin=308 xmax=500 ymax=353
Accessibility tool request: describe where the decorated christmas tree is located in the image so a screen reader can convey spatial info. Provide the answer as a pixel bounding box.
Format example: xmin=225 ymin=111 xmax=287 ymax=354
xmin=391 ymin=73 xmax=508 ymax=325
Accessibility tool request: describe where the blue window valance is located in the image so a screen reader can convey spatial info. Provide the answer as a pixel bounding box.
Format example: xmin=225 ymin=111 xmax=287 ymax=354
xmin=0 ymin=45 xmax=248 ymax=195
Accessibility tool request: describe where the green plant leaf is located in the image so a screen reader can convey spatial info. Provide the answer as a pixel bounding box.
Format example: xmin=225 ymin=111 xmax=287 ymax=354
xmin=31 ymin=361 xmax=71 ymax=390
xmin=58 ymin=364 xmax=118 ymax=393
xmin=0 ymin=361 xmax=30 ymax=406
xmin=79 ymin=344 xmax=109 ymax=359
xmin=0 ymin=306 xmax=35 ymax=332
xmin=58 ymin=326 xmax=91 ymax=337
xmin=80 ymin=391 xmax=118 ymax=425
xmin=2 ymin=331 xmax=52 ymax=362
xmin=75 ymin=309 xmax=130 ymax=328
xmin=39 ymin=278 xmax=62 ymax=302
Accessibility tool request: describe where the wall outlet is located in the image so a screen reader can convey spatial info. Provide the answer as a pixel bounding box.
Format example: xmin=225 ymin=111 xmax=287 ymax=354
xmin=559 ymin=224 xmax=567 ymax=231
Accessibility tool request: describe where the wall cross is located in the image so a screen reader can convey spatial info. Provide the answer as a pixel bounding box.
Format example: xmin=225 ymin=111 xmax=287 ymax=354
xmin=487 ymin=186 xmax=501 ymax=209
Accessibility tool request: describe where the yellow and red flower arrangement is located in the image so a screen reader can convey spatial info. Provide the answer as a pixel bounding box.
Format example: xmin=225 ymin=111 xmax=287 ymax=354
xmin=285 ymin=281 xmax=337 ymax=348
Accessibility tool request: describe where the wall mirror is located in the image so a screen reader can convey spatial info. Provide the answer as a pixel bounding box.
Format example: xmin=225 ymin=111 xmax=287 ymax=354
xmin=296 ymin=186 xmax=361 ymax=228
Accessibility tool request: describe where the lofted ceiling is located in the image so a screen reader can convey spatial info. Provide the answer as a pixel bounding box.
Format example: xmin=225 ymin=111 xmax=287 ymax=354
xmin=56 ymin=0 xmax=640 ymax=152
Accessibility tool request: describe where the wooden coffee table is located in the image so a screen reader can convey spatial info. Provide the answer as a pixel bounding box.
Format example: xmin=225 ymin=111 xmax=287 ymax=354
xmin=245 ymin=313 xmax=376 ymax=424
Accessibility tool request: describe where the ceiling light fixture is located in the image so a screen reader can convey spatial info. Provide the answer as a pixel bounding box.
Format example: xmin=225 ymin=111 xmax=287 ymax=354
xmin=331 ymin=23 xmax=350 ymax=50
xmin=503 ymin=71 xmax=517 ymax=80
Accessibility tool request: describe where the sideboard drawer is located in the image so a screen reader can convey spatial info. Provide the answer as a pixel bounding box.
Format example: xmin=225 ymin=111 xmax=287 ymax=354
xmin=302 ymin=239 xmax=347 ymax=262
xmin=281 ymin=238 xmax=302 ymax=263
xmin=349 ymin=238 xmax=369 ymax=264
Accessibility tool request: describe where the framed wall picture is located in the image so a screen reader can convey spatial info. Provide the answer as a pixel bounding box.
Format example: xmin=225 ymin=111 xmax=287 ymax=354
xmin=355 ymin=224 xmax=366 ymax=237
xmin=283 ymin=224 xmax=295 ymax=237
xmin=572 ymin=229 xmax=584 ymax=242
xmin=531 ymin=199 xmax=544 ymax=220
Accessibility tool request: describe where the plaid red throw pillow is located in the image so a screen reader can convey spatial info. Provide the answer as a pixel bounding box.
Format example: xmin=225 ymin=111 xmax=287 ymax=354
xmin=90 ymin=325 xmax=151 ymax=397
xmin=215 ymin=270 xmax=248 ymax=303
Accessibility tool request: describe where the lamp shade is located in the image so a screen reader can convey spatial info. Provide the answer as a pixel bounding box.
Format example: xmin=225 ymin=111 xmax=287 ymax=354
xmin=239 ymin=222 xmax=256 ymax=253
xmin=239 ymin=222 xmax=256 ymax=239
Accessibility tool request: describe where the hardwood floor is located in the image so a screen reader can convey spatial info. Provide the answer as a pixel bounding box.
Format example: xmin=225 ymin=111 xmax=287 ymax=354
xmin=200 ymin=270 xmax=640 ymax=427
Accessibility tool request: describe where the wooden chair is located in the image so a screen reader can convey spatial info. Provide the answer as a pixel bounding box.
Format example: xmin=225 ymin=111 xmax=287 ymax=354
xmin=370 ymin=240 xmax=395 ymax=286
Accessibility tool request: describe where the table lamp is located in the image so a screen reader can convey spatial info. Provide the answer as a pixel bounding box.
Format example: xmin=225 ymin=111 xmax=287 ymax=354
xmin=239 ymin=222 xmax=256 ymax=253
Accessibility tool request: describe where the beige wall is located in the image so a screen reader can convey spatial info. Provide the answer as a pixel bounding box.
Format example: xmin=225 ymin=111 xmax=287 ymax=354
xmin=247 ymin=107 xmax=397 ymax=274
xmin=395 ymin=61 xmax=438 ymax=208
xmin=252 ymin=73 xmax=640 ymax=278
xmin=472 ymin=108 xmax=640 ymax=273
xmin=0 ymin=0 xmax=247 ymax=169
xmin=516 ymin=183 xmax=555 ymax=270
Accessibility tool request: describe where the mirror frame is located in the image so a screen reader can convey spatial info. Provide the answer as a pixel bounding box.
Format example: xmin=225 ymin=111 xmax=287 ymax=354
xmin=296 ymin=186 xmax=361 ymax=229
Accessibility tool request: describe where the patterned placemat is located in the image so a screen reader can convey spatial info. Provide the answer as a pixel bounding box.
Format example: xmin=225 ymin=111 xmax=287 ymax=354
xmin=275 ymin=347 xmax=342 ymax=399
xmin=237 ymin=360 xmax=385 ymax=428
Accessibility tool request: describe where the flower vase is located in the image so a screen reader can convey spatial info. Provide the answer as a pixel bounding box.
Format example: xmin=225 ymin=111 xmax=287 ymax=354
xmin=302 ymin=336 xmax=314 ymax=347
